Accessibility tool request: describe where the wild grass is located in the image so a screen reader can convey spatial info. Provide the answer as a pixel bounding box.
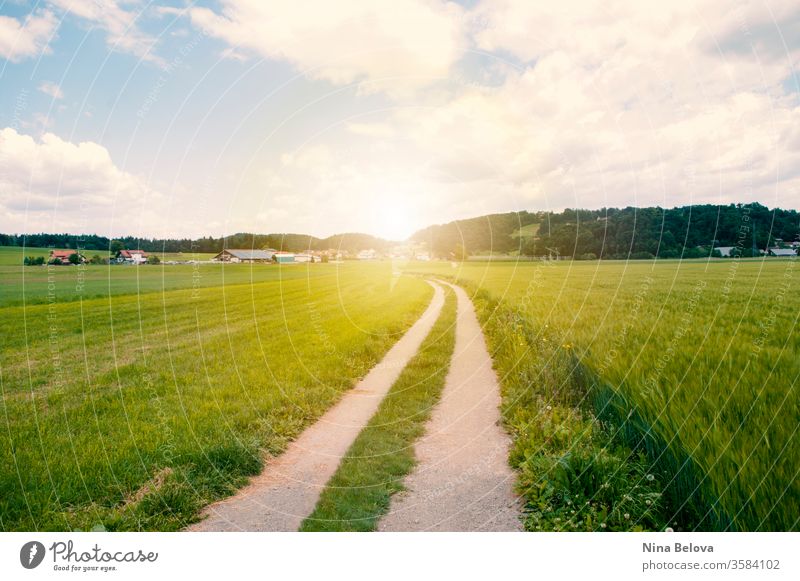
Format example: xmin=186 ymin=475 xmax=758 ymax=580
xmin=404 ymin=259 xmax=799 ymax=531
xmin=0 ymin=263 xmax=432 ymax=531
xmin=300 ymin=287 xmax=457 ymax=531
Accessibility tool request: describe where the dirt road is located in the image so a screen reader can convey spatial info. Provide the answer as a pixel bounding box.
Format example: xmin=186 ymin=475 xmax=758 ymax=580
xmin=378 ymin=281 xmax=522 ymax=531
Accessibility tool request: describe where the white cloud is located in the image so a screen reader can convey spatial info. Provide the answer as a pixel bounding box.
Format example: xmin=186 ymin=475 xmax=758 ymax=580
xmin=38 ymin=81 xmax=64 ymax=100
xmin=0 ymin=128 xmax=168 ymax=235
xmin=0 ymin=10 xmax=57 ymax=62
xmin=230 ymin=0 xmax=800 ymax=238
xmin=371 ymin=0 xmax=800 ymax=213
xmin=187 ymin=0 xmax=465 ymax=93
xmin=49 ymin=0 xmax=163 ymax=65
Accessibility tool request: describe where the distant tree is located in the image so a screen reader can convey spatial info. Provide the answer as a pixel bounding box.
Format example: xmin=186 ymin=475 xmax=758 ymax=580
xmin=51 ymin=257 xmax=63 ymax=265
xmin=109 ymin=240 xmax=125 ymax=254
xmin=147 ymin=254 xmax=161 ymax=265
xmin=68 ymin=253 xmax=81 ymax=265
xmin=89 ymin=254 xmax=104 ymax=264
xmin=453 ymin=243 xmax=468 ymax=261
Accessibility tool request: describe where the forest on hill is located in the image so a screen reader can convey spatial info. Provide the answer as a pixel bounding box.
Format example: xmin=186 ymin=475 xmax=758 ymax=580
xmin=410 ymin=203 xmax=799 ymax=259
xmin=410 ymin=211 xmax=538 ymax=257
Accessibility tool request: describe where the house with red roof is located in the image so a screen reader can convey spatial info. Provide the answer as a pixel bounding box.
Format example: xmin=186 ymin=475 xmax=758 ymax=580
xmin=49 ymin=250 xmax=85 ymax=264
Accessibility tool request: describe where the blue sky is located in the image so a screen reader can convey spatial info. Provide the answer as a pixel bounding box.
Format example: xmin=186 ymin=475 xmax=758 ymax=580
xmin=1 ymin=1 xmax=799 ymax=240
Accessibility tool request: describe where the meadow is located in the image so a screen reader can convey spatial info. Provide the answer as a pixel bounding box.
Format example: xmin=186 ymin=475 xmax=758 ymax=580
xmin=0 ymin=248 xmax=305 ymax=306
xmin=0 ymin=261 xmax=432 ymax=531
xmin=404 ymin=259 xmax=799 ymax=531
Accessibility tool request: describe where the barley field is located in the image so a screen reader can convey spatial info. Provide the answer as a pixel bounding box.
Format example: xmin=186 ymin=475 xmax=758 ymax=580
xmin=0 ymin=262 xmax=431 ymax=531
xmin=405 ymin=259 xmax=799 ymax=531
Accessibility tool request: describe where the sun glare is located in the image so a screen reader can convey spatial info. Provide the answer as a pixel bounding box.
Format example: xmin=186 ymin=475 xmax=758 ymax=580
xmin=370 ymin=196 xmax=416 ymax=241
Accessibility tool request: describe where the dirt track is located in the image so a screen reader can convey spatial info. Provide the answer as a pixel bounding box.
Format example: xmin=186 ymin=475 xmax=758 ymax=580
xmin=378 ymin=281 xmax=522 ymax=531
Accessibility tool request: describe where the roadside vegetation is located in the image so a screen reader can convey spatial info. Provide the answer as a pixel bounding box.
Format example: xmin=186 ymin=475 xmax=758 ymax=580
xmin=0 ymin=263 xmax=432 ymax=531
xmin=301 ymin=286 xmax=457 ymax=531
xmin=405 ymin=260 xmax=799 ymax=531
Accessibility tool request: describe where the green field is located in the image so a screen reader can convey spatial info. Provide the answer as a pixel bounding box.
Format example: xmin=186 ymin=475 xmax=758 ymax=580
xmin=0 ymin=257 xmax=312 ymax=308
xmin=0 ymin=262 xmax=432 ymax=530
xmin=1 ymin=252 xmax=797 ymax=532
xmin=403 ymin=259 xmax=799 ymax=531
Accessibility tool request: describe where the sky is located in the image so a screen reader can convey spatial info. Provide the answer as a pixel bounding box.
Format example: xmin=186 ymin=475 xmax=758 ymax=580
xmin=0 ymin=0 xmax=798 ymax=241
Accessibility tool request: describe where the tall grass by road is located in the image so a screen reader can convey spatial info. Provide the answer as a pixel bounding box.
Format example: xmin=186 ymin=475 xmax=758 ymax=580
xmin=405 ymin=259 xmax=799 ymax=531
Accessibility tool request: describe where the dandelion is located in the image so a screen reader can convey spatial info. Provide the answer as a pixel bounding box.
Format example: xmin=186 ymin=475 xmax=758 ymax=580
xmin=600 ymin=523 xmax=607 ymax=529
xmin=665 ymin=527 xmax=674 ymax=533
xmin=646 ymin=474 xmax=655 ymax=481
xmin=624 ymin=513 xmax=630 ymax=519
xmin=646 ymin=499 xmax=652 ymax=506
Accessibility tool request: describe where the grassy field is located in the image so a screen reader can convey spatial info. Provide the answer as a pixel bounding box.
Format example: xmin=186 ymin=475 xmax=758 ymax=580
xmin=404 ymin=259 xmax=799 ymax=531
xmin=301 ymin=287 xmax=457 ymax=531
xmin=0 ymin=262 xmax=432 ymax=531
xmin=512 ymin=223 xmax=540 ymax=238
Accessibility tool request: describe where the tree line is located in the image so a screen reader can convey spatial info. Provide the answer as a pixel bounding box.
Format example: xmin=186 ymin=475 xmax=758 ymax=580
xmin=0 ymin=231 xmax=393 ymax=254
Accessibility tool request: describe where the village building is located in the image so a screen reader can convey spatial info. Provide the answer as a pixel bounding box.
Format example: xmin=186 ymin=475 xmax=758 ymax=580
xmin=49 ymin=250 xmax=85 ymax=264
xmin=357 ymin=249 xmax=377 ymax=260
xmin=116 ymin=249 xmax=149 ymax=264
xmin=273 ymin=251 xmax=295 ymax=264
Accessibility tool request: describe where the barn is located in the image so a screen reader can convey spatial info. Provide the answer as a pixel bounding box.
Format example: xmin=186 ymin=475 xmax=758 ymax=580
xmin=768 ymin=247 xmax=797 ymax=258
xmin=213 ymin=249 xmax=274 ymax=263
